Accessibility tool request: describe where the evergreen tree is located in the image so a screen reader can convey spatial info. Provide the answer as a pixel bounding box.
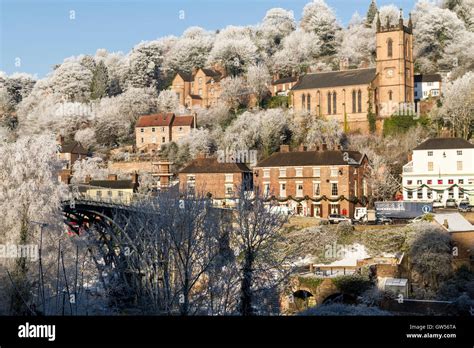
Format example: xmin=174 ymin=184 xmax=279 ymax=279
xmin=90 ymin=61 xmax=109 ymax=100
xmin=366 ymin=0 xmax=378 ymax=27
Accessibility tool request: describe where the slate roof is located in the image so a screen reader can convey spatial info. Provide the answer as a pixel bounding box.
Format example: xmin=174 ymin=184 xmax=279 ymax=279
xmin=272 ymin=76 xmax=298 ymax=85
xmin=255 ymin=150 xmax=365 ymax=168
xmin=180 ymin=157 xmax=251 ymax=174
xmin=88 ymin=180 xmax=136 ymax=190
xmin=177 ymin=72 xmax=193 ymax=82
xmin=291 ymin=68 xmax=376 ymax=90
xmin=413 ymin=138 xmax=474 ymax=150
xmin=59 ymin=141 xmax=88 ymax=155
xmin=414 ymin=74 xmax=442 ymax=83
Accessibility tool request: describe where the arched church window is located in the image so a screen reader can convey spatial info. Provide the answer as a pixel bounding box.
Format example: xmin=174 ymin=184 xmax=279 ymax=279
xmin=387 ymin=38 xmax=393 ymax=58
xmin=388 ymin=90 xmax=393 ymax=101
xmin=357 ymin=90 xmax=362 ymax=113
xmin=333 ymin=92 xmax=337 ymax=114
xmin=327 ymin=92 xmax=331 ymax=115
xmin=352 ymin=90 xmax=356 ymax=113
xmin=406 ymin=39 xmax=409 ymax=59
xmin=307 ymin=94 xmax=311 ymax=112
xmin=302 ymin=94 xmax=305 ymax=109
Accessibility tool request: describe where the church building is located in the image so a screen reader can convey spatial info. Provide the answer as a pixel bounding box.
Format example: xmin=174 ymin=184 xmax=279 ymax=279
xmin=290 ymin=10 xmax=415 ymax=133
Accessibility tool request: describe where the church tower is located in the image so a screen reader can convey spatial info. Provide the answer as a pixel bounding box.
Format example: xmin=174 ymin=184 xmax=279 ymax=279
xmin=375 ymin=9 xmax=414 ymax=117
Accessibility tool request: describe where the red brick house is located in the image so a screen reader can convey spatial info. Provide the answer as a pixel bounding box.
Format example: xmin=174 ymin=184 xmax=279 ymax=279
xmin=179 ymin=157 xmax=253 ymax=207
xmin=253 ymin=145 xmax=370 ymax=218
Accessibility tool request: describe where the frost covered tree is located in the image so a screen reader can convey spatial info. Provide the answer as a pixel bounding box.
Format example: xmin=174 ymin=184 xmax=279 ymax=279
xmin=373 ymin=4 xmax=401 ymax=29
xmin=442 ymin=0 xmax=474 ymax=31
xmin=272 ymin=29 xmax=321 ymax=75
xmin=412 ymin=1 xmax=467 ymax=72
xmin=0 ymin=134 xmax=66 ymax=314
xmin=177 ymin=128 xmax=215 ymax=158
xmin=245 ymin=63 xmax=271 ymax=107
xmin=339 ymin=13 xmax=376 ymax=67
xmin=164 ymin=27 xmax=214 ymax=74
xmin=71 ymin=157 xmax=109 ymax=183
xmin=207 ymin=26 xmax=259 ymax=76
xmin=219 ymin=76 xmax=250 ymax=110
xmin=0 ymin=72 xmax=36 ymax=105
xmin=74 ymin=128 xmax=97 ymax=149
xmin=257 ymin=8 xmax=296 ymax=55
xmin=157 ymin=90 xmax=179 ymax=112
xmin=300 ymin=0 xmax=340 ymax=56
xmin=435 ymin=72 xmax=474 ymax=139
xmin=50 ymin=59 xmax=93 ymax=102
xmin=126 ymin=37 xmax=177 ymax=89
xmin=304 ymin=118 xmax=344 ymax=149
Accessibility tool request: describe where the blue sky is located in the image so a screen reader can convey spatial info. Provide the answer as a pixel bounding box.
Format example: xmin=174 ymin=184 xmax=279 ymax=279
xmin=0 ymin=0 xmax=416 ymax=78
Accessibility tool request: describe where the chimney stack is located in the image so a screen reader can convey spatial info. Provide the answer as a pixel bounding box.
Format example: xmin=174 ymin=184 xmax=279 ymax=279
xmin=280 ymin=145 xmax=290 ymax=153
xmin=85 ymin=175 xmax=91 ymax=184
xmin=57 ymin=134 xmax=64 ymax=146
xmin=322 ymin=143 xmax=328 ymax=151
xmin=298 ymin=145 xmax=307 ymax=152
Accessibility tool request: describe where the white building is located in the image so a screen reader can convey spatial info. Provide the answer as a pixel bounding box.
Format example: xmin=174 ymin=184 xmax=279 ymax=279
xmin=402 ymin=138 xmax=474 ymax=205
xmin=414 ymin=74 xmax=442 ymax=101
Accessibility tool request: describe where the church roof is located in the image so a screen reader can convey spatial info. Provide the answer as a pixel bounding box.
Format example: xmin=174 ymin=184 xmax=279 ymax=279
xmin=291 ymin=68 xmax=376 ymax=91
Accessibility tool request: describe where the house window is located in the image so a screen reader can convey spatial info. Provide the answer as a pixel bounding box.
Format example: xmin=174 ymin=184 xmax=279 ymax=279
xmin=263 ymin=183 xmax=270 ymax=195
xmin=331 ymin=183 xmax=338 ymax=196
xmin=427 ymin=82 xmax=433 ymax=87
xmin=108 ymin=190 xmax=113 ymax=197
xmin=438 ymin=179 xmax=443 ymax=184
xmin=162 ymin=137 xmax=166 ymax=143
xmin=140 ymin=128 xmax=144 ymax=133
xmin=331 ymin=168 xmax=338 ymax=177
xmin=407 ymin=191 xmax=413 ymax=199
xmin=198 ymin=77 xmax=203 ymax=85
xmin=263 ymin=169 xmax=270 ymax=178
xmin=141 ymin=138 xmax=144 ymax=143
xmin=459 ymin=179 xmax=464 ymax=184
xmin=280 ymin=183 xmax=286 ymax=197
xmin=387 ymin=38 xmax=393 ymax=58
xmin=428 ymin=162 xmax=433 ymax=171
xmin=457 ymin=161 xmax=463 ymax=171
xmin=296 ymin=183 xmax=304 ymax=197
xmin=313 ymin=182 xmax=320 ymax=196
xmin=225 ymin=174 xmax=233 ymax=182
xmin=362 ymin=179 xmax=367 ymax=196
xmin=198 ymin=89 xmax=203 ymax=96
xmin=96 ymin=191 xmax=102 ymax=197
xmin=161 ymin=127 xmax=165 ymax=132
xmin=296 ymin=168 xmax=303 ymax=177
xmin=457 ymin=150 xmax=462 ymax=156
xmin=279 ymin=168 xmax=286 ymax=177
xmin=407 ymin=180 xmax=412 ymax=185
xmin=427 ymin=180 xmax=432 ymax=184
xmin=448 ymin=188 xmax=454 ymax=198
xmin=417 ymin=180 xmax=422 ymax=185
xmin=302 ymin=94 xmax=306 ymax=109
xmin=330 ymin=204 xmax=340 ymax=214
xmin=307 ymin=94 xmax=311 ymax=111
xmin=417 ymin=190 xmax=423 ymax=199
xmin=313 ymin=167 xmax=321 ymax=177
xmin=427 ymin=190 xmax=433 ymax=199
xmin=225 ymin=184 xmax=233 ymax=195
xmin=427 ymin=151 xmax=433 ymax=156
xmin=118 ymin=191 xmax=123 ymax=197
xmin=448 ymin=179 xmax=454 ymax=185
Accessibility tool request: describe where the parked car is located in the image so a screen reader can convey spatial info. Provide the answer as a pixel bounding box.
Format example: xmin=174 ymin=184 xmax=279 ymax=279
xmin=458 ymin=201 xmax=472 ymax=212
xmin=328 ymin=214 xmax=352 ymax=224
xmin=432 ymin=200 xmax=443 ymax=209
xmin=445 ymin=199 xmax=457 ymax=208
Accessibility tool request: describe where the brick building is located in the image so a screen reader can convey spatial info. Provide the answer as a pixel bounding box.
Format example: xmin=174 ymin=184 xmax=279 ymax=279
xmin=135 ymin=113 xmax=195 ymax=152
xmin=57 ymin=135 xmax=88 ymax=184
xmin=253 ymin=145 xmax=370 ymax=218
xmin=170 ymin=67 xmax=224 ymax=109
xmin=179 ymin=157 xmax=252 ymax=207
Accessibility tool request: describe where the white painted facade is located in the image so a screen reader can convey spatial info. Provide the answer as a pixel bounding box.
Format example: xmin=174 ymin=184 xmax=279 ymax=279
xmin=414 ymin=80 xmax=441 ymax=101
xmin=402 ymin=143 xmax=474 ymax=205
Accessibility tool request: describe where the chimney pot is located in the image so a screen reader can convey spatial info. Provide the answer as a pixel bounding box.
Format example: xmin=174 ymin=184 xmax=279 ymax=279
xmin=280 ymin=145 xmax=290 ymax=153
